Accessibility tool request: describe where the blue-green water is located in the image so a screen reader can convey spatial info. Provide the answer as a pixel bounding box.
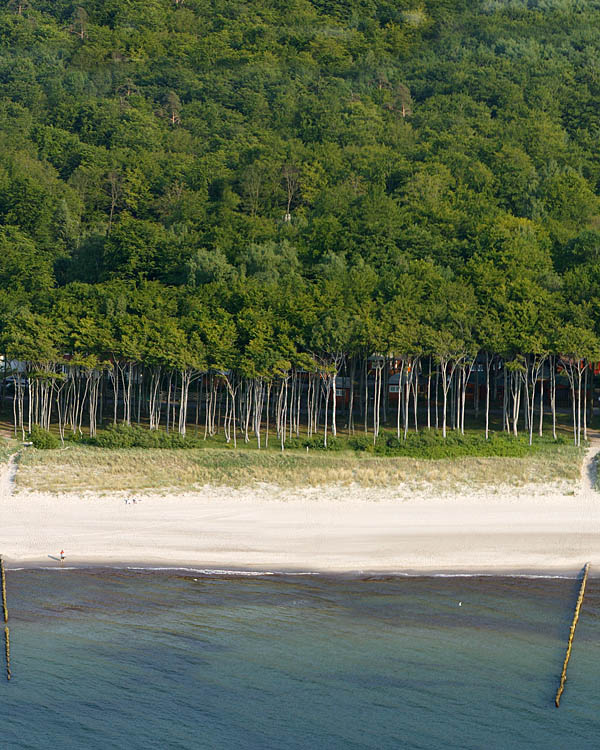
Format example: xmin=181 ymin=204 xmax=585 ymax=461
xmin=1 ymin=570 xmax=600 ymax=749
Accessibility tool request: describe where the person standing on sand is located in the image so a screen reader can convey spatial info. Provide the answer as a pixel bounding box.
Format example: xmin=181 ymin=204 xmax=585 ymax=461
xmin=60 ymin=550 xmax=65 ymax=565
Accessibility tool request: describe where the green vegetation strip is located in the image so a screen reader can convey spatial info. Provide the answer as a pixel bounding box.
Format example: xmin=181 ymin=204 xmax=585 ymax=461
xmin=31 ymin=423 xmax=575 ymax=458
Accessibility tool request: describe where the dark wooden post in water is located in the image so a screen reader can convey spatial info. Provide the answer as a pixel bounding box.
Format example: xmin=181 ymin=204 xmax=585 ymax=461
xmin=555 ymin=562 xmax=590 ymax=707
xmin=0 ymin=556 xmax=10 ymax=680
xmin=3 ymin=627 xmax=9 ymax=681
xmin=1 ymin=556 xmax=7 ymax=623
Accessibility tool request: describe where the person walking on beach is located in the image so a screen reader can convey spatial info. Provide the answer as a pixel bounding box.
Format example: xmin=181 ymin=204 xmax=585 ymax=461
xmin=60 ymin=549 xmax=65 ymax=565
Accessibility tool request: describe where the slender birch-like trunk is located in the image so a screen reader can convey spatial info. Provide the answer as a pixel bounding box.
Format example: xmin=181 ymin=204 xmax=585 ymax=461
xmin=323 ymin=375 xmax=330 ymax=448
xmin=440 ymin=359 xmax=454 ymax=439
xmin=427 ymin=356 xmax=432 ymax=430
xmin=412 ymin=363 xmax=419 ymax=433
xmin=485 ymin=353 xmax=491 ymax=440
xmin=538 ymin=370 xmax=544 ymax=437
xmin=435 ymin=364 xmax=439 ymax=430
xmin=403 ymin=362 xmax=411 ymax=440
xmin=348 ymin=358 xmax=355 ymax=435
xmin=396 ymin=362 xmax=405 ymax=439
xmin=551 ymin=356 xmax=557 ymax=441
xmin=584 ymin=365 xmax=588 ymax=442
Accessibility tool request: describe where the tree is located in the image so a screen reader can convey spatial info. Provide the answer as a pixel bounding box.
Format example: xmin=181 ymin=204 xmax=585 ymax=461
xmin=556 ymin=324 xmax=600 ymax=446
xmin=71 ymin=7 xmax=88 ymax=40
xmin=281 ymin=164 xmax=299 ymax=222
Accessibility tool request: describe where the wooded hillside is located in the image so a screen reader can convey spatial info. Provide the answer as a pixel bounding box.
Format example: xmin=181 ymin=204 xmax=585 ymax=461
xmin=1 ymin=0 xmax=599 ymax=446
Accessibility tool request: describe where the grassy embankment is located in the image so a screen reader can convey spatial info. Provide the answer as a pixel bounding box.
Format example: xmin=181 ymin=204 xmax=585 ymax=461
xmin=13 ymin=434 xmax=584 ymax=494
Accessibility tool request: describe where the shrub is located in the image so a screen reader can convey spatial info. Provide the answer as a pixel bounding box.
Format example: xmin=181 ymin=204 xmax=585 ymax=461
xmin=92 ymin=424 xmax=150 ymax=448
xmin=302 ymin=435 xmax=342 ymax=451
xmin=158 ymin=431 xmax=203 ymax=449
xmin=284 ymin=437 xmax=303 ymax=450
xmin=365 ymin=429 xmax=555 ymax=459
xmin=64 ymin=432 xmax=86 ymax=444
xmin=282 ymin=435 xmax=342 ymax=451
xmin=28 ymin=425 xmax=59 ymax=449
xmin=90 ymin=424 xmax=204 ymax=449
xmin=348 ymin=435 xmax=373 ymax=452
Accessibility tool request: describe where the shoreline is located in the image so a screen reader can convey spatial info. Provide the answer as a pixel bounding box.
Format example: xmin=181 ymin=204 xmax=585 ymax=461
xmin=1 ymin=440 xmax=598 ymax=577
xmin=1 ymin=561 xmax=591 ymax=579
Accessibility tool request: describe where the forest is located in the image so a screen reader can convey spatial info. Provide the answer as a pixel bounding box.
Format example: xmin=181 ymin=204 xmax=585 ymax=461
xmin=1 ymin=0 xmax=600 ymax=449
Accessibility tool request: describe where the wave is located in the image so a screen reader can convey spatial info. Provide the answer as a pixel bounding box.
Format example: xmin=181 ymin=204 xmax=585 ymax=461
xmin=426 ymin=572 xmax=578 ymax=580
xmin=124 ymin=568 xmax=581 ymax=580
xmin=4 ymin=565 xmax=583 ymax=580
xmin=6 ymin=566 xmax=79 ymax=572
xmin=126 ymin=566 xmax=276 ymax=576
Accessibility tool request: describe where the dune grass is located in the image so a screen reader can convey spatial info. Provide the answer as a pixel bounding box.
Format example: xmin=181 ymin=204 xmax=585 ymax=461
xmin=0 ymin=438 xmax=20 ymax=465
xmin=14 ymin=442 xmax=584 ymax=494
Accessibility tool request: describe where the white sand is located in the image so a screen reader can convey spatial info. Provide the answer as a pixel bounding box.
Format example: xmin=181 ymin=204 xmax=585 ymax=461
xmin=1 ymin=444 xmax=600 ymax=574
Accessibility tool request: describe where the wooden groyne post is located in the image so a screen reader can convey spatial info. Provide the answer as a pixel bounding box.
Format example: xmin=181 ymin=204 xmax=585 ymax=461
xmin=1 ymin=556 xmax=7 ymax=624
xmin=0 ymin=556 xmax=10 ymax=681
xmin=3 ymin=627 xmax=9 ymax=682
xmin=555 ymin=562 xmax=590 ymax=707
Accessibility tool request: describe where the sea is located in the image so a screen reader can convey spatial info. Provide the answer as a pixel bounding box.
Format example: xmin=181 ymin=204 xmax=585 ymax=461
xmin=0 ymin=569 xmax=599 ymax=749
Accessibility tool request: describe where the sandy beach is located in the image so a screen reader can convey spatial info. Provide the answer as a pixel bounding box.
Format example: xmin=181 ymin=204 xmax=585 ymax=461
xmin=1 ymin=444 xmax=600 ymax=575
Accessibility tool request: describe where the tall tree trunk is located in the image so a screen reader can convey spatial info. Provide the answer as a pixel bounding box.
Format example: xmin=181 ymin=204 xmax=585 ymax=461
xmin=166 ymin=371 xmax=172 ymax=433
xmin=427 ymin=356 xmax=432 ymax=430
xmin=396 ymin=362 xmax=405 ymax=439
xmin=178 ymin=370 xmax=194 ymax=436
xmin=474 ymin=363 xmax=479 ymax=418
xmin=412 ymin=362 xmax=419 ymax=433
xmin=435 ymin=364 xmax=439 ymax=430
xmin=570 ymin=370 xmax=577 ymax=446
xmin=348 ymin=358 xmax=356 ymax=435
xmin=551 ymin=356 xmax=557 ymax=441
xmin=440 ymin=360 xmax=452 ymax=439
xmin=265 ymin=382 xmax=271 ymax=448
xmin=403 ymin=363 xmax=411 ymax=440
xmin=584 ymin=364 xmax=588 ymax=442
xmin=323 ymin=376 xmax=330 ymax=448
xmin=137 ymin=368 xmax=142 ymax=425
xmin=485 ymin=353 xmax=491 ymax=440
xmin=510 ymin=371 xmax=520 ymax=437
xmin=538 ymin=370 xmax=544 ymax=437
xmin=331 ymin=372 xmax=337 ymax=437
xmin=503 ymin=367 xmax=508 ymax=432
xmin=363 ymin=358 xmax=368 ymax=435
xmin=577 ymin=366 xmax=583 ymax=447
